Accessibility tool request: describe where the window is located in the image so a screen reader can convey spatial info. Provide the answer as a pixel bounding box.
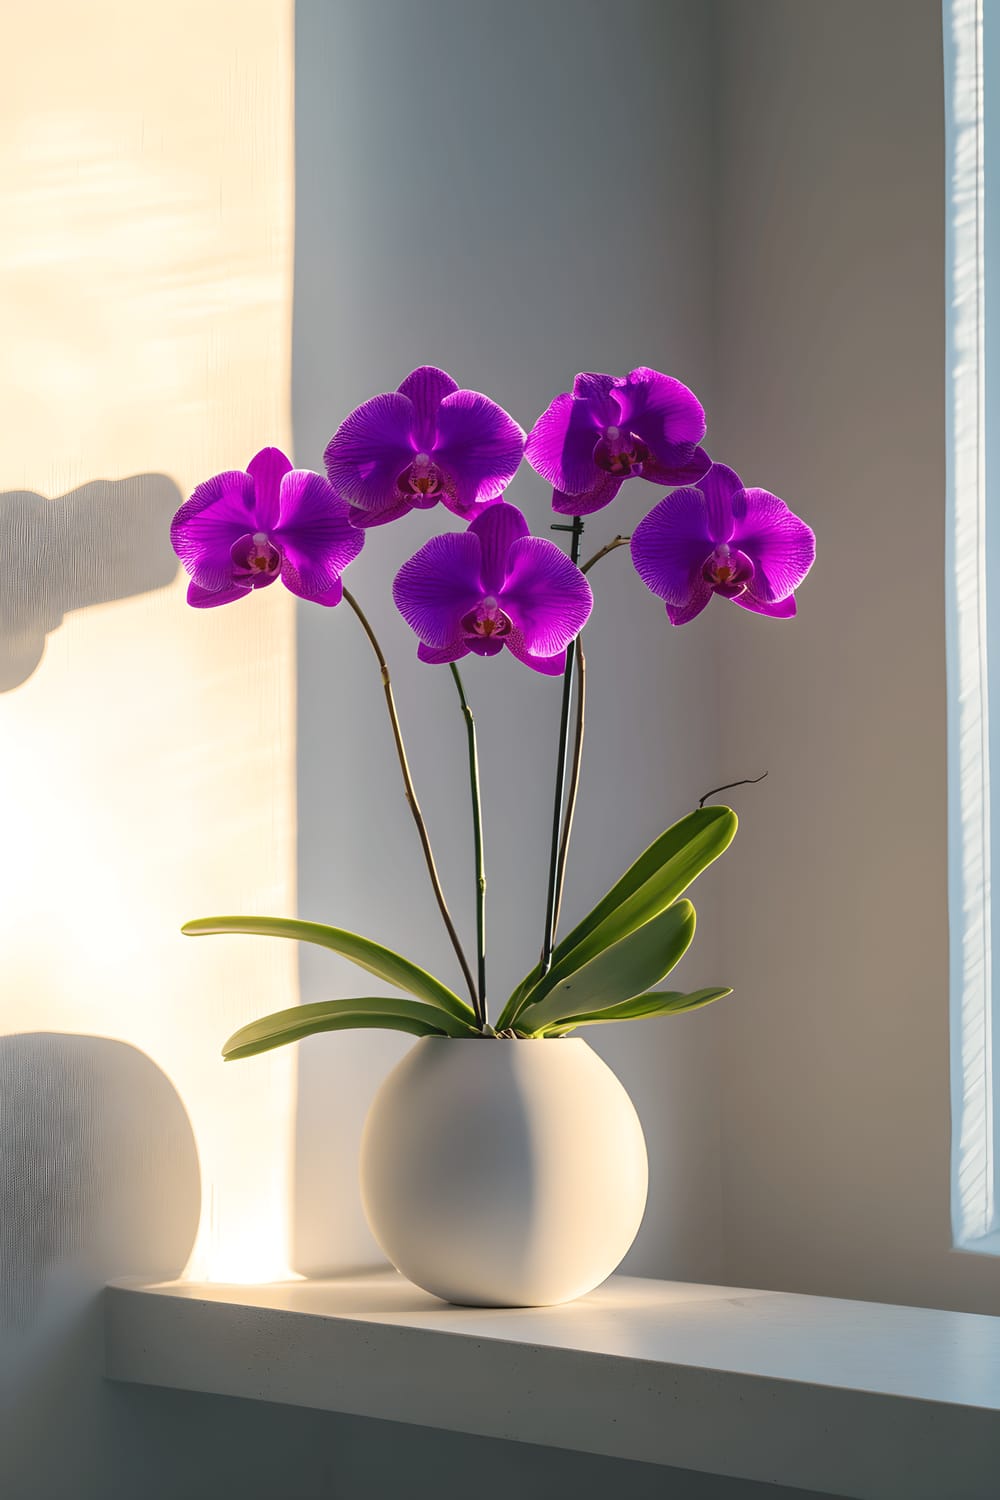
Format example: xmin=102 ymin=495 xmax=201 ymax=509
xmin=946 ymin=0 xmax=1000 ymax=1252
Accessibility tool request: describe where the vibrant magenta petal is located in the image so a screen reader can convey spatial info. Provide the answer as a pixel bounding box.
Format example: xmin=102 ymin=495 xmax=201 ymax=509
xmin=324 ymin=392 xmax=415 ymax=511
xmin=731 ymin=489 xmax=816 ymax=601
xmin=417 ymin=639 xmax=471 ymax=666
xmin=433 ymin=389 xmax=525 ymax=510
xmin=246 ymin=447 xmax=292 ymax=530
xmin=274 ymin=470 xmax=363 ymax=602
xmin=506 ymin=631 xmax=567 ymax=675
xmin=734 ymin=590 xmax=797 ymax=618
xmin=551 ymin=470 xmax=624 ymax=515
xmin=500 ymin=537 xmax=593 ymax=655
xmin=525 ymin=391 xmax=604 ymax=494
xmin=630 ymin=488 xmax=714 ymax=606
xmin=348 ymin=497 xmax=414 ymax=529
xmin=467 ymin=501 xmax=530 ymax=592
xmin=570 ymin=372 xmax=619 ymax=424
xmin=465 ymin=636 xmax=507 ymax=657
xmin=665 ymin=583 xmax=713 ymax=626
xmin=186 ymin=578 xmax=252 ymax=608
xmin=611 ymin=367 xmax=706 ymax=461
xmin=437 ymin=492 xmax=505 ymax=524
xmin=699 ymin=464 xmax=742 ymax=543
xmin=397 ymin=366 xmax=458 ymax=449
xmin=393 ymin=532 xmax=484 ymax=647
xmin=641 ymin=445 xmax=713 ymax=489
xmin=170 ymin=471 xmax=258 ymax=591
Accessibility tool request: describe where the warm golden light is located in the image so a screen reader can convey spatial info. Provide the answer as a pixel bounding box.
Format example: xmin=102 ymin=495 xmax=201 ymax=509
xmin=0 ymin=0 xmax=299 ymax=1283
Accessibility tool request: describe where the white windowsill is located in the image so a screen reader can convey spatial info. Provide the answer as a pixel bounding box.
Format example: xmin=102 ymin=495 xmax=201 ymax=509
xmin=104 ymin=1271 xmax=1000 ymax=1499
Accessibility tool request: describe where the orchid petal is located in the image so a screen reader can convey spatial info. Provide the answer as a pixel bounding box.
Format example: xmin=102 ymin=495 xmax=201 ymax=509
xmin=506 ymin=631 xmax=568 ymax=675
xmin=500 ymin=537 xmax=593 ymax=655
xmin=438 ymin=492 xmax=504 ymax=524
xmin=733 ymin=590 xmax=798 ymax=618
xmin=281 ymin=574 xmax=343 ymax=608
xmin=246 ymin=447 xmax=292 ymax=531
xmin=571 ymin=372 xmax=619 ymax=425
xmin=699 ymin=463 xmax=743 ymax=544
xmin=525 ymin=391 xmax=604 ymax=494
xmin=467 ymin=501 xmax=530 ymax=592
xmin=433 ymin=389 xmax=525 ymax=510
xmin=465 ymin=636 xmax=507 ymax=657
xmin=324 ymin=392 xmax=415 ymax=511
xmin=551 ymin=470 xmax=624 ymax=515
xmin=397 ymin=366 xmax=459 ymax=449
xmin=641 ymin=445 xmax=713 ymax=490
xmin=275 ymin=470 xmax=364 ymax=602
xmin=417 ymin=639 xmax=471 ymax=666
xmin=731 ymin=489 xmax=816 ymax=601
xmin=611 ymin=367 xmax=706 ymax=460
xmin=347 ymin=497 xmax=414 ymax=529
xmin=186 ymin=578 xmax=252 ymax=609
xmin=393 ymin=532 xmax=484 ymax=647
xmin=630 ymin=489 xmax=714 ymax=606
xmin=170 ymin=471 xmax=259 ymax=591
xmin=665 ymin=583 xmax=713 ymax=626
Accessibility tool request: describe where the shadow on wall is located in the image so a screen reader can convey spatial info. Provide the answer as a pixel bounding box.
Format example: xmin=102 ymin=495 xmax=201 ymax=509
xmin=0 ymin=475 xmax=180 ymax=691
xmin=0 ymin=1033 xmax=200 ymax=1492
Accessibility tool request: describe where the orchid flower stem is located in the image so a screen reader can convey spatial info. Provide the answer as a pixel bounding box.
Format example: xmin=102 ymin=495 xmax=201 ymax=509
xmin=552 ymin=637 xmax=585 ymax=938
xmin=581 ymin=533 xmax=631 ymax=575
xmin=540 ymin=515 xmax=585 ymax=976
xmin=342 ymin=588 xmax=479 ymax=1012
xmin=449 ymin=664 xmax=488 ymax=1029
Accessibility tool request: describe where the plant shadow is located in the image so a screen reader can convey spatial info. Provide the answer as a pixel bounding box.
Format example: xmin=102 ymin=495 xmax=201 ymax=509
xmin=0 ymin=475 xmax=181 ymax=691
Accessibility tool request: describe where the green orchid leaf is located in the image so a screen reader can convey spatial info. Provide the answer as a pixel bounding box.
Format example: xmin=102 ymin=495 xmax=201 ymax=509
xmin=223 ymin=995 xmax=478 ymax=1061
xmin=183 ymin=916 xmax=474 ymax=1023
xmin=532 ymin=987 xmax=733 ymax=1036
xmin=499 ymin=806 xmax=735 ymax=1028
xmin=515 ymin=899 xmax=697 ymax=1033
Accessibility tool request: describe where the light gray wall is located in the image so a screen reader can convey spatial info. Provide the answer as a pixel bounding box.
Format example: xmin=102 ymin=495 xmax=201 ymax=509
xmin=712 ymin=0 xmax=1000 ymax=1316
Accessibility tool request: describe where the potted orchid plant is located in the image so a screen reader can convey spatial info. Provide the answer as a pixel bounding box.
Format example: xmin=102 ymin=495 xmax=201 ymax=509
xmin=172 ymin=364 xmax=815 ymax=1307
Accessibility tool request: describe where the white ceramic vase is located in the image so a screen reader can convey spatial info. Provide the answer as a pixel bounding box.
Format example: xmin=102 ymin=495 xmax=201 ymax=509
xmin=360 ymin=1036 xmax=648 ymax=1307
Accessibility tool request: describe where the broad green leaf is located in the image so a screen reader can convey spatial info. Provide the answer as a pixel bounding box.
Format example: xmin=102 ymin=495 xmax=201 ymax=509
xmin=531 ymin=987 xmax=733 ymax=1036
xmin=183 ymin=916 xmax=474 ymax=1023
xmin=515 ymin=900 xmax=696 ymax=1033
xmin=499 ymin=806 xmax=736 ymax=1028
xmin=501 ymin=962 xmax=542 ymax=1027
xmin=223 ymin=995 xmax=478 ymax=1061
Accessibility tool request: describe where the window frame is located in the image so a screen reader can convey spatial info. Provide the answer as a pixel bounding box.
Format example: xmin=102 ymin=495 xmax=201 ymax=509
xmin=946 ymin=0 xmax=1000 ymax=1253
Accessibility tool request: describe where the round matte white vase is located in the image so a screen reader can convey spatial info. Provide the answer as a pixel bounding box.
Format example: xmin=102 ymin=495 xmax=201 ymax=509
xmin=360 ymin=1036 xmax=648 ymax=1307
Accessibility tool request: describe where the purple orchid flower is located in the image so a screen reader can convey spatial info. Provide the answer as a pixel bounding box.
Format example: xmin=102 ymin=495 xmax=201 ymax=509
xmin=323 ymin=365 xmax=525 ymax=529
xmin=525 ymin=366 xmax=711 ymax=515
xmin=170 ymin=447 xmax=363 ymax=608
xmin=630 ymin=463 xmax=815 ymax=625
xmin=392 ymin=501 xmax=593 ymax=675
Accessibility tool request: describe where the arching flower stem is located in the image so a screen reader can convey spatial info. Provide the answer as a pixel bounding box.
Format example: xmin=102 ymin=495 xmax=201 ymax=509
xmin=449 ymin=664 xmax=488 ymax=1028
xmin=581 ymin=533 xmax=632 ymax=575
xmin=342 ymin=587 xmax=479 ymax=1013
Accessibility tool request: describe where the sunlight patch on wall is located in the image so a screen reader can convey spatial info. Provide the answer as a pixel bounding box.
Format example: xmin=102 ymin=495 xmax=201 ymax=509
xmin=0 ymin=0 xmax=298 ymax=1284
